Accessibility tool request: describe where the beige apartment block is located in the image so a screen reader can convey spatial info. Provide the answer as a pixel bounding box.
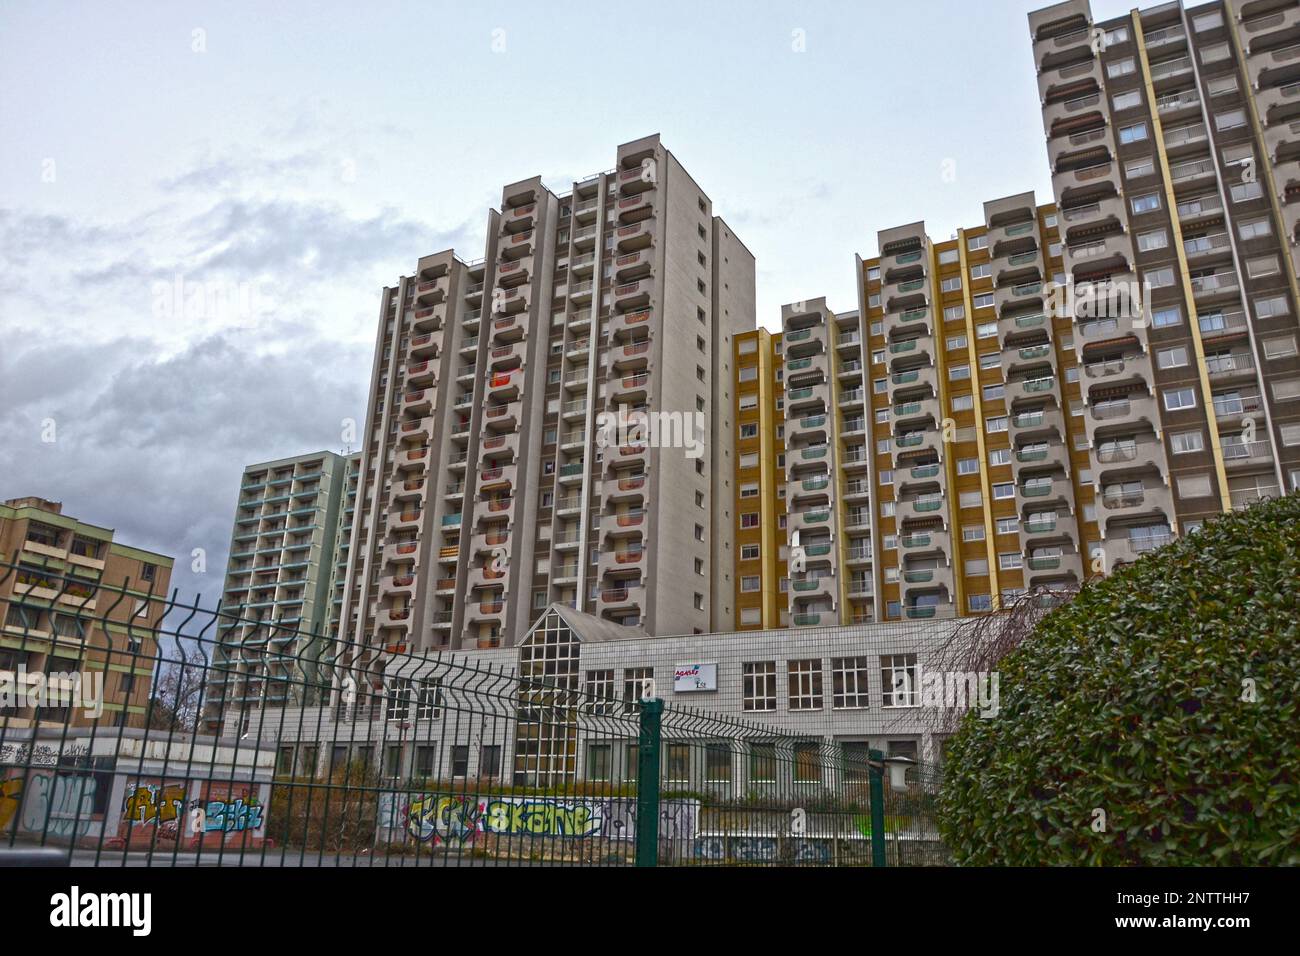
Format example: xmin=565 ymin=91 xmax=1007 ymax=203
xmin=339 ymin=135 xmax=756 ymax=657
xmin=0 ymin=497 xmax=173 ymax=729
xmin=1030 ymin=0 xmax=1300 ymax=573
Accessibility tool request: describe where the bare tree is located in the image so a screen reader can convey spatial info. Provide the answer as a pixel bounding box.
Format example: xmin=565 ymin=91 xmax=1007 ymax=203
xmin=903 ymin=584 xmax=1081 ymax=736
xmin=147 ymin=638 xmax=208 ymax=733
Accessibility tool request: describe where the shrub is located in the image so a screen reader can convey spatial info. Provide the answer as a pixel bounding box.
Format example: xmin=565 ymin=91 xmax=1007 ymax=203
xmin=938 ymin=493 xmax=1300 ymax=865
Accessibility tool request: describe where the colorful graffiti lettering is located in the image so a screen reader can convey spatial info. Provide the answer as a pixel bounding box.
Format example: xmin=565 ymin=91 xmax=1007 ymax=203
xmin=694 ymin=835 xmax=833 ymax=864
xmin=380 ymin=793 xmax=698 ymax=844
xmin=405 ymin=795 xmax=482 ymax=844
xmin=202 ymin=796 xmax=264 ymax=833
xmin=123 ymin=783 xmax=186 ymax=827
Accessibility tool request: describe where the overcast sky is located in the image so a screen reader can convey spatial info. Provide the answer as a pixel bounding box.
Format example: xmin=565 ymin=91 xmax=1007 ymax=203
xmin=0 ymin=0 xmax=1139 ymax=607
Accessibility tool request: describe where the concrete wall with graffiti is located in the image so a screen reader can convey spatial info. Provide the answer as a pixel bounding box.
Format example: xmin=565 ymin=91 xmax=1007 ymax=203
xmin=119 ymin=778 xmax=271 ymax=849
xmin=375 ymin=791 xmax=699 ymax=849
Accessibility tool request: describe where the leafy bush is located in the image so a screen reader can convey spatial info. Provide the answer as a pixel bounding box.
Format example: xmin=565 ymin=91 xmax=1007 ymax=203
xmin=938 ymin=493 xmax=1300 ymax=865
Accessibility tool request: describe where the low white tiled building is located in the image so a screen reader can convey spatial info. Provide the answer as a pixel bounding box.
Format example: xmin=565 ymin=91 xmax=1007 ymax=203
xmin=227 ymin=605 xmax=967 ymax=790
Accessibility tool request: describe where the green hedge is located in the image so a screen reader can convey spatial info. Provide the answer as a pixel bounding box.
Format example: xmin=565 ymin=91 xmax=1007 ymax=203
xmin=938 ymin=493 xmax=1300 ymax=865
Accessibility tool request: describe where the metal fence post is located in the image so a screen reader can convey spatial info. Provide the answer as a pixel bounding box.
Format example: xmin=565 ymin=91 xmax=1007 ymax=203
xmin=868 ymin=748 xmax=887 ymax=867
xmin=635 ymin=698 xmax=663 ymax=867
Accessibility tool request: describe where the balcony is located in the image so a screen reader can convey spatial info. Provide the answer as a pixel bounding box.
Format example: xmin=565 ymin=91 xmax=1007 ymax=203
xmin=611 ymin=308 xmax=652 ymax=340
xmin=614 ymin=279 xmax=653 ymax=311
xmin=397 ymin=446 xmax=430 ymax=473
xmin=412 ymin=305 xmax=445 ymax=333
xmin=1204 ymin=352 xmax=1256 ymax=382
xmin=898 ymin=495 xmax=945 ymax=523
xmin=614 ymin=218 xmax=654 ymax=252
xmin=409 ymin=331 xmax=440 ymax=359
xmin=1005 ymin=375 xmax=1058 ymax=405
xmin=611 ymin=372 xmax=650 ymax=403
xmin=482 ymin=401 xmax=520 ymax=432
xmin=401 ymin=389 xmax=433 ymax=416
xmin=599 ymin=584 xmax=646 ymax=615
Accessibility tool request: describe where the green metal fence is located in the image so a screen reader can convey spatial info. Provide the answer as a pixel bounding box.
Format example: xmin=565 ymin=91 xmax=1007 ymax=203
xmin=0 ymin=559 xmax=947 ymax=866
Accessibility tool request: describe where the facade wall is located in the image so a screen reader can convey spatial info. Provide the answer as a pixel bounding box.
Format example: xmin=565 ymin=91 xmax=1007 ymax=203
xmin=338 ymin=135 xmax=756 ymax=658
xmin=0 ymin=498 xmax=173 ymax=729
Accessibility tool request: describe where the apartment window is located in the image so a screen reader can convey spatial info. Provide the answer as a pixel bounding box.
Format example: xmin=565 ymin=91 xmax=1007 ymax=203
xmin=623 ymin=667 xmax=654 ymax=712
xmin=1193 ymin=10 xmax=1223 ymax=30
xmin=788 ymin=659 xmax=824 ymax=710
xmin=970 ymin=263 xmax=992 ymax=280
xmin=1105 ymin=25 xmax=1130 ymax=45
xmin=1112 ymin=90 xmax=1141 ymax=111
xmin=740 ymin=513 xmax=759 ymax=530
xmin=999 ymin=552 xmax=1023 ymax=570
xmin=946 ymin=334 xmax=967 ymax=350
xmin=741 ymin=576 xmax=761 ymax=593
xmin=1146 ymin=267 xmax=1176 ymax=289
xmin=741 ymin=543 xmax=760 ymax=561
xmin=1231 ymin=181 xmax=1264 ymax=203
xmin=1164 ymin=387 xmax=1197 ymax=412
xmin=968 ymin=594 xmax=992 ymax=613
xmin=944 ymin=304 xmax=966 ymax=322
xmin=973 ymin=293 xmax=995 ymax=310
xmin=1248 ymin=256 xmax=1281 ymax=279
xmin=1152 ymin=306 xmax=1182 ymax=328
xmin=694 ymin=524 xmax=705 ymax=542
xmin=1126 ymin=158 xmax=1155 ymax=180
xmin=868 ymin=293 xmax=881 ymax=307
xmin=743 ymin=662 xmax=777 ymax=711
xmin=1136 ymin=229 xmax=1167 ymax=252
xmin=881 ymin=655 xmax=918 ymax=708
xmin=1131 ymin=193 xmax=1161 ymax=214
xmin=695 ymin=490 xmax=705 ymax=507
xmin=986 ymin=416 xmax=1008 ymax=433
xmin=1211 ymin=113 xmax=1242 ymax=135
xmin=962 ymin=525 xmax=985 ymax=542
xmin=967 ymin=235 xmax=988 ymax=252
xmin=989 ymin=448 xmax=1010 ymax=466
xmin=1157 ymin=346 xmax=1189 ymax=369
xmin=949 ymin=364 xmax=970 ymax=381
xmin=1107 ymin=58 xmax=1135 ymax=78
xmin=993 ymin=482 xmax=1015 ymax=499
xmin=1282 ymin=425 xmax=1300 ymax=447
xmin=996 ymin=516 xmax=1019 ymax=535
xmin=983 ymin=383 xmax=1005 ymax=401
xmin=978 ymin=350 xmax=1000 ymax=369
xmin=480 ymin=745 xmax=501 ymax=778
xmin=1239 ymin=218 xmax=1272 ymax=242
xmin=941 ymin=276 xmax=963 ymax=293
xmin=1119 ymin=123 xmax=1148 ymax=145
xmin=1177 ymin=474 xmax=1214 ymax=499
xmin=693 ymin=592 xmax=704 ymax=611
xmin=1263 ymin=336 xmax=1298 ymax=360
xmin=1256 ymin=295 xmax=1290 ymax=319
xmin=694 ymin=558 xmax=704 ymax=576
xmin=952 ymin=394 xmax=974 ymax=412
xmin=976 ymin=322 xmax=998 ymax=340
xmin=959 ymin=491 xmax=982 ymax=509
xmin=957 ymin=457 xmax=979 ymax=475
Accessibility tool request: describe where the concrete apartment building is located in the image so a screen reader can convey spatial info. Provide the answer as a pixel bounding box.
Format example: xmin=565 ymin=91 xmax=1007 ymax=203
xmin=209 ymin=452 xmax=355 ymax=719
xmin=339 ymin=134 xmax=756 ymax=658
xmin=1029 ymin=0 xmax=1300 ymax=571
xmin=0 ymin=497 xmax=172 ymax=729
xmin=734 ymin=198 xmax=1096 ymax=626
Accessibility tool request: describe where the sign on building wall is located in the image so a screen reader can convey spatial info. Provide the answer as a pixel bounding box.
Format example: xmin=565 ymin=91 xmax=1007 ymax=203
xmin=673 ymin=663 xmax=718 ymax=693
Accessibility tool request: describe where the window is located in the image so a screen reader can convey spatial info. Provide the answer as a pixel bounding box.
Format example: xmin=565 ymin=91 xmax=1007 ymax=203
xmin=586 ymin=743 xmax=611 ymax=781
xmin=623 ymin=667 xmax=654 ymax=712
xmin=793 ymin=742 xmax=822 ymax=784
xmin=996 ymin=516 xmax=1019 ymax=535
xmin=1157 ymin=346 xmax=1188 ymax=369
xmin=1126 ymin=157 xmax=1155 ymax=180
xmin=949 ymin=364 xmax=970 ymax=381
xmin=1231 ymin=181 xmax=1264 ymax=203
xmin=944 ymin=304 xmax=966 ymax=321
xmin=1239 ymin=218 xmax=1272 ymax=242
xmin=968 ymin=594 xmax=992 ymax=613
xmin=941 ymin=276 xmax=963 ymax=293
xmin=1164 ymin=387 xmax=1197 ymax=412
xmin=965 ymin=558 xmax=988 ymax=576
xmin=999 ymin=551 xmax=1023 ymax=570
xmin=705 ymin=742 xmax=733 ymax=783
xmin=831 ymin=657 xmax=870 ymax=709
xmin=480 ymin=745 xmax=501 ymax=778
xmin=993 ymin=482 xmax=1015 ymax=499
xmin=741 ymin=543 xmax=760 ymax=561
xmin=989 ymin=448 xmax=1010 ymax=466
xmin=749 ymin=742 xmax=776 ymax=783
xmin=1107 ymin=57 xmax=1135 ymax=78
xmin=973 ymin=293 xmax=995 ymax=310
xmin=450 ymin=746 xmax=469 ymax=777
xmin=1152 ymin=306 xmax=1182 ymax=328
xmin=1131 ymin=193 xmax=1161 ymax=214
xmin=787 ymin=659 xmax=824 ymax=710
xmin=1215 ymin=109 xmax=1246 ymax=131
xmin=957 ymin=457 xmax=979 ymax=475
xmin=1137 ymin=229 xmax=1167 ymax=252
xmin=740 ymin=512 xmax=759 ymax=530
xmin=881 ymin=655 xmax=918 ymax=708
xmin=585 ymin=669 xmax=616 ymax=713
xmin=946 ymin=334 xmax=967 ymax=350
xmin=1112 ymin=90 xmax=1141 ymax=111
xmin=967 ymin=235 xmax=987 ymax=251
xmin=986 ymin=416 xmax=1008 ymax=433
xmin=1119 ymin=123 xmax=1148 ymax=144
xmin=742 ymin=661 xmax=777 ymax=711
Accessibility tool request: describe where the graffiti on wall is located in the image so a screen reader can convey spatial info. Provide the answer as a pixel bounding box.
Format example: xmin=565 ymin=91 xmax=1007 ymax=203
xmin=0 ymin=773 xmax=99 ymax=840
xmin=377 ymin=793 xmax=699 ymax=847
xmin=693 ymin=835 xmax=834 ymax=864
xmin=122 ymin=780 xmax=265 ymax=835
